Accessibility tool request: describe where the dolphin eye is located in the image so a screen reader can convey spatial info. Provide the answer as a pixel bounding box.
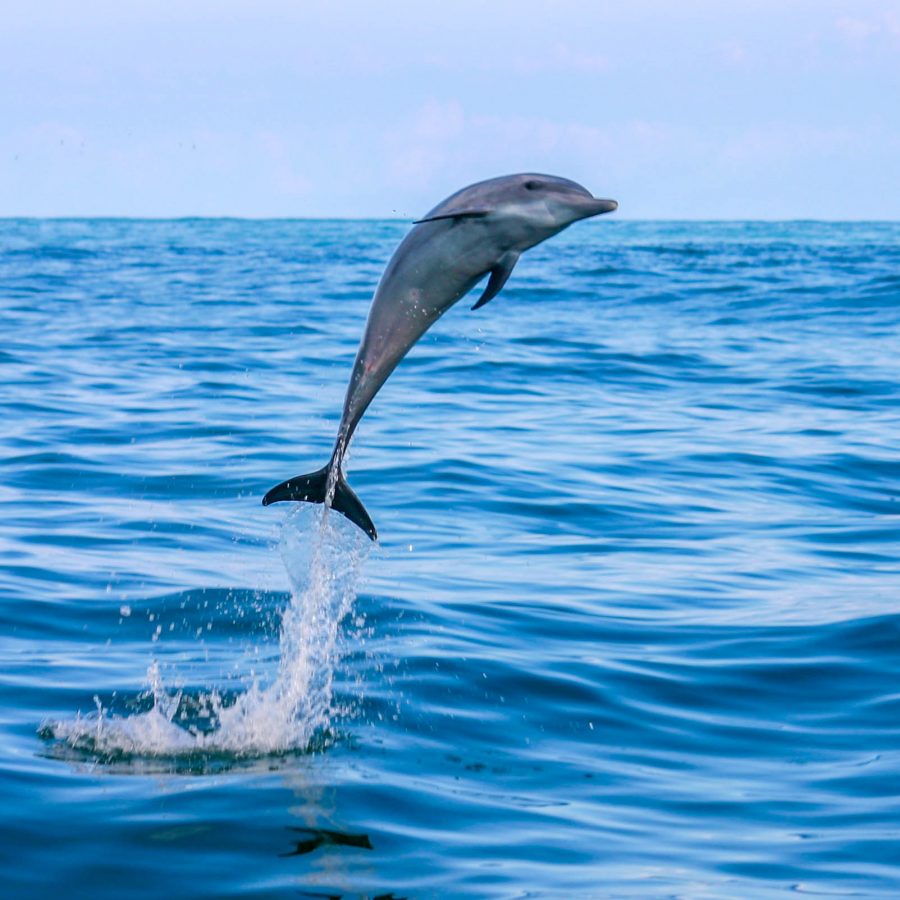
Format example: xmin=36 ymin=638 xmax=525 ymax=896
xmin=524 ymin=180 xmax=542 ymax=191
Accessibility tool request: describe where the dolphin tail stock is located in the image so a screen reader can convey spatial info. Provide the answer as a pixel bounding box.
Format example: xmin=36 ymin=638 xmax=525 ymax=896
xmin=262 ymin=465 xmax=377 ymax=541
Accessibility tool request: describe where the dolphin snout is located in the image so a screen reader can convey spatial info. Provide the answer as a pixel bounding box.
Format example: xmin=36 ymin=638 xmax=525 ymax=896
xmin=587 ymin=197 xmax=618 ymax=215
xmin=566 ymin=195 xmax=618 ymax=222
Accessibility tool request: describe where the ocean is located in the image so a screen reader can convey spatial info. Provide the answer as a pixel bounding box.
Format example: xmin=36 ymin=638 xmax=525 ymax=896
xmin=1 ymin=218 xmax=899 ymax=897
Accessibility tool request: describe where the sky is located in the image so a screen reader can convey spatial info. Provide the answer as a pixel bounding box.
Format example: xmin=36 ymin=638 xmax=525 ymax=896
xmin=1 ymin=0 xmax=898 ymax=219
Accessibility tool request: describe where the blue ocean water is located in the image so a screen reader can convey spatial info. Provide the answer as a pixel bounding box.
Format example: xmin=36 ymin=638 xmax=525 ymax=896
xmin=1 ymin=218 xmax=900 ymax=898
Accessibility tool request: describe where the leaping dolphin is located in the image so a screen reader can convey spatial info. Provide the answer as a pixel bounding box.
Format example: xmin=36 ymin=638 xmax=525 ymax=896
xmin=263 ymin=173 xmax=618 ymax=539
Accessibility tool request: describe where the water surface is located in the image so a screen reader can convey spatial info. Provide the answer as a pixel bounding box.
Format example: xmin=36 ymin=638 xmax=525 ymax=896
xmin=2 ymin=219 xmax=900 ymax=897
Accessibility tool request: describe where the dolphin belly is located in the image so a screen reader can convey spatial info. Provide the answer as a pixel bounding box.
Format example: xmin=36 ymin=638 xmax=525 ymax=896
xmin=336 ymin=236 xmax=490 ymax=440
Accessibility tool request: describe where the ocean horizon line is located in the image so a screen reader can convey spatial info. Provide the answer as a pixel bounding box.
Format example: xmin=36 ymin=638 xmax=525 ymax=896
xmin=1 ymin=215 xmax=898 ymax=224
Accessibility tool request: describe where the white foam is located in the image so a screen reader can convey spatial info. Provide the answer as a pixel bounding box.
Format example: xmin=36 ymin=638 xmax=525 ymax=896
xmin=49 ymin=505 xmax=372 ymax=758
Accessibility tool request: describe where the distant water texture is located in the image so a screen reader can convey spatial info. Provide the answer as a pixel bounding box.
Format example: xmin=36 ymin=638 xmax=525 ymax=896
xmin=2 ymin=219 xmax=900 ymax=898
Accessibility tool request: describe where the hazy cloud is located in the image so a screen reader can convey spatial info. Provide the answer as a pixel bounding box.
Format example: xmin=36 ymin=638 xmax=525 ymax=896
xmin=0 ymin=1 xmax=896 ymax=218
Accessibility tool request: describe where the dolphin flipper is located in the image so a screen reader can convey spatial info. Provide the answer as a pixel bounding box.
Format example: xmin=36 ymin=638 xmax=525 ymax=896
xmin=472 ymin=251 xmax=520 ymax=310
xmin=262 ymin=467 xmax=377 ymax=541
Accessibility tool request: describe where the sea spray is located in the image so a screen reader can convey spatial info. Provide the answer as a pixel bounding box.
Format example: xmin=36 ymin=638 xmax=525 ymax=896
xmin=46 ymin=505 xmax=372 ymax=759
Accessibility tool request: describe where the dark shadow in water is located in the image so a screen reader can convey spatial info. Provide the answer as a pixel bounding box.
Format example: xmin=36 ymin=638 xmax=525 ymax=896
xmin=297 ymin=893 xmax=406 ymax=900
xmin=281 ymin=826 xmax=373 ymax=857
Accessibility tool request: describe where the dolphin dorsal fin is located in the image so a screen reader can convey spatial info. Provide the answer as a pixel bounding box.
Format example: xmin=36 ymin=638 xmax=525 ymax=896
xmin=471 ymin=251 xmax=520 ymax=310
xmin=413 ymin=209 xmax=490 ymax=224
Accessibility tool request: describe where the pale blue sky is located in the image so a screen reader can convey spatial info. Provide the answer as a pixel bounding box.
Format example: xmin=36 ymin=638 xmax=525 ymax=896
xmin=2 ymin=0 xmax=898 ymax=218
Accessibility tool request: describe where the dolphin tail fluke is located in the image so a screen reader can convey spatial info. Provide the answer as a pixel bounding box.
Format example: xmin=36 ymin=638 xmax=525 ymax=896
xmin=330 ymin=475 xmax=377 ymax=541
xmin=262 ymin=466 xmax=377 ymax=541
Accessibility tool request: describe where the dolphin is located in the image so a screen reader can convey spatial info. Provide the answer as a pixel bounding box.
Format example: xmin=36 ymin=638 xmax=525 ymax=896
xmin=263 ymin=173 xmax=618 ymax=539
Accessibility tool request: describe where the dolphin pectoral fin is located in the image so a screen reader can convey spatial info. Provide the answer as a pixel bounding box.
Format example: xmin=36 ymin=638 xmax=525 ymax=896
xmin=471 ymin=251 xmax=520 ymax=310
xmin=413 ymin=209 xmax=490 ymax=224
xmin=263 ymin=466 xmax=377 ymax=541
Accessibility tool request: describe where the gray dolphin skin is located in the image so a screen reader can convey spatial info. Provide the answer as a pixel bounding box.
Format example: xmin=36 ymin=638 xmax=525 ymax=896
xmin=263 ymin=173 xmax=618 ymax=539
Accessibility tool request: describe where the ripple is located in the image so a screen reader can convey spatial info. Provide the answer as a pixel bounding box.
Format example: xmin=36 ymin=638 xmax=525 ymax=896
xmin=2 ymin=219 xmax=900 ymax=896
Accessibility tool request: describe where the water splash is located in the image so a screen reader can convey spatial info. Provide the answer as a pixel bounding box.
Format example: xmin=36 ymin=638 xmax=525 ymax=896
xmin=46 ymin=506 xmax=372 ymax=759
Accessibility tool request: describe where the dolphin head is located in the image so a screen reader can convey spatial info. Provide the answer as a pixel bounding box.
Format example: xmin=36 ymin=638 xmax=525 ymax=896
xmin=417 ymin=173 xmax=617 ymax=249
xmin=508 ymin=173 xmax=618 ymax=227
